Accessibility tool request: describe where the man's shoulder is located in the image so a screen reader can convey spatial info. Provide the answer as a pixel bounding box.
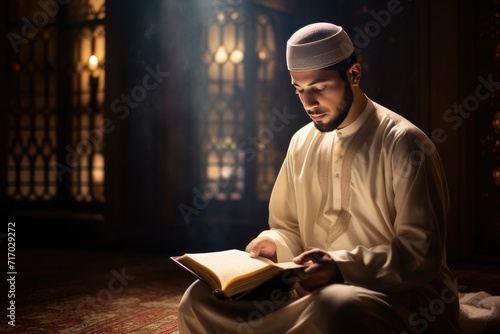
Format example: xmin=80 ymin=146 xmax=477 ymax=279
xmin=282 ymin=122 xmax=322 ymax=159
xmin=290 ymin=121 xmax=317 ymax=143
xmin=372 ymin=102 xmax=427 ymax=140
xmin=372 ymin=101 xmax=435 ymax=153
xmin=373 ymin=102 xmax=414 ymax=127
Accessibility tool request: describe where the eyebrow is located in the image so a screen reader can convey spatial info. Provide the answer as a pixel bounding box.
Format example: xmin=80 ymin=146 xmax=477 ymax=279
xmin=292 ymin=78 xmax=329 ymax=88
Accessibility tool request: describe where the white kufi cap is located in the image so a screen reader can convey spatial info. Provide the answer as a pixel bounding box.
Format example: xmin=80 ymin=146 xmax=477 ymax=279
xmin=286 ymin=22 xmax=354 ymax=71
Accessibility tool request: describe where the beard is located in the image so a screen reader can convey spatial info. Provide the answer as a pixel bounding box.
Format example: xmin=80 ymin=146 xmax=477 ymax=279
xmin=313 ymin=81 xmax=354 ymax=133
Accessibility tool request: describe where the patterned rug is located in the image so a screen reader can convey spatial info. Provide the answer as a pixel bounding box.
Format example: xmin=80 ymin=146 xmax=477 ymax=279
xmin=2 ymin=248 xmax=499 ymax=334
xmin=0 ymin=248 xmax=194 ymax=334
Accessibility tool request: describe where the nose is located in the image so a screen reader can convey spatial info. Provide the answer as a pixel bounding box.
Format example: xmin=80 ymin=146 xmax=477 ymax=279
xmin=300 ymin=91 xmax=319 ymax=111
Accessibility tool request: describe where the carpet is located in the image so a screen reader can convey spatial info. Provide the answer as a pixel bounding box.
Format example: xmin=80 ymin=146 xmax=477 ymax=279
xmin=0 ymin=248 xmax=193 ymax=334
xmin=1 ymin=248 xmax=499 ymax=334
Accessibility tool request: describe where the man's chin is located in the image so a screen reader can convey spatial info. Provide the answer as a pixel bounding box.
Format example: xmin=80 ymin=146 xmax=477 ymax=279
xmin=314 ymin=121 xmax=337 ymax=133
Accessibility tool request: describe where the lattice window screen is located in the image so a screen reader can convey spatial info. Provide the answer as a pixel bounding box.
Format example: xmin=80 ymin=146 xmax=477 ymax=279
xmin=198 ymin=7 xmax=247 ymax=200
xmin=68 ymin=24 xmax=106 ymax=203
xmin=196 ymin=2 xmax=283 ymax=202
xmin=7 ymin=27 xmax=59 ymax=201
xmin=6 ymin=0 xmax=106 ymax=204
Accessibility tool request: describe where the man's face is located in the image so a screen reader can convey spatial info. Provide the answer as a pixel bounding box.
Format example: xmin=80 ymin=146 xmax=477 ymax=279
xmin=290 ymin=68 xmax=353 ymax=132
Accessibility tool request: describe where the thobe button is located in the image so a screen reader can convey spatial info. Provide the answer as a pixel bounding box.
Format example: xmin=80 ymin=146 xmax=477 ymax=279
xmin=338 ymin=131 xmax=342 ymax=136
xmin=335 ymin=172 xmax=340 ymax=177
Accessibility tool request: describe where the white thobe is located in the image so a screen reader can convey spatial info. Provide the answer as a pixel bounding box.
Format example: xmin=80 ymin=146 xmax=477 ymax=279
xmin=178 ymin=99 xmax=460 ymax=333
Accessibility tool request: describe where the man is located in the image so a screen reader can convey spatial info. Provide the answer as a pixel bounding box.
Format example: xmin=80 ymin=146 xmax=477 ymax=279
xmin=178 ymin=22 xmax=459 ymax=333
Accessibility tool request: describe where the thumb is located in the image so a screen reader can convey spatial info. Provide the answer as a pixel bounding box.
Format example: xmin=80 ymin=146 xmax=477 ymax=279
xmin=245 ymin=240 xmax=261 ymax=257
xmin=249 ymin=242 xmax=262 ymax=258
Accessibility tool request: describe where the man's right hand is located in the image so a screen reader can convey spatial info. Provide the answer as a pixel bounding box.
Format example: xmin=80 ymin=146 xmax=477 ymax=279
xmin=245 ymin=236 xmax=277 ymax=262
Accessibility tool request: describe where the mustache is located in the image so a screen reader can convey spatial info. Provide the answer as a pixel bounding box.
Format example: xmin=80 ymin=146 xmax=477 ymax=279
xmin=307 ymin=109 xmax=326 ymax=115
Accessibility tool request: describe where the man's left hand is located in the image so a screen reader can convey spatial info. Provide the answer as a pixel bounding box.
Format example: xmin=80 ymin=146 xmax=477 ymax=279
xmin=293 ymin=249 xmax=344 ymax=292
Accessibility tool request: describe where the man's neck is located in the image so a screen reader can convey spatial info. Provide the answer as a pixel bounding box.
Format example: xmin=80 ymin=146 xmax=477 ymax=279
xmin=338 ymin=88 xmax=367 ymax=129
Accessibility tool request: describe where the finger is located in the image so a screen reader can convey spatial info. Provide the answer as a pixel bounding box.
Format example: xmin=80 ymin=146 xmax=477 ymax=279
xmin=244 ymin=241 xmax=254 ymax=253
xmin=292 ymin=249 xmax=317 ymax=264
xmin=294 ymin=250 xmax=330 ymax=264
xmin=245 ymin=240 xmax=262 ymax=258
xmin=302 ymin=262 xmax=319 ymax=273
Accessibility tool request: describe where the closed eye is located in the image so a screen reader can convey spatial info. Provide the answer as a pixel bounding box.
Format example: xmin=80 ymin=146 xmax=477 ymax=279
xmin=313 ymin=86 xmax=326 ymax=92
xmin=294 ymin=86 xmax=326 ymax=95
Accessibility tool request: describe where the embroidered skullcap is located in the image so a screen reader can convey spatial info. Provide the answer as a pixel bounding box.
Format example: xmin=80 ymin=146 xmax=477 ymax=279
xmin=286 ymin=22 xmax=354 ymax=71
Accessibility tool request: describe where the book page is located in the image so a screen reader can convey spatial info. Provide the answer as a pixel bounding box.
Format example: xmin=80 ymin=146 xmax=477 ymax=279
xmin=184 ymin=249 xmax=274 ymax=289
xmin=273 ymin=261 xmax=303 ymax=270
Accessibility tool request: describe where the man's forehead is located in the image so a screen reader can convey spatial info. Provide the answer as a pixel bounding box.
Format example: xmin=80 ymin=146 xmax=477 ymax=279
xmin=290 ymin=69 xmax=340 ymax=86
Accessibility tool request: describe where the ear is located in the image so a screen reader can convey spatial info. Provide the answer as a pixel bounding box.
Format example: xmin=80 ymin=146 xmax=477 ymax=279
xmin=348 ymin=63 xmax=362 ymax=86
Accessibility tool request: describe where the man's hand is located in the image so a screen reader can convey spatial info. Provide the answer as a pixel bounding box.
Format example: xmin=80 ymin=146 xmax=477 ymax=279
xmin=245 ymin=236 xmax=277 ymax=262
xmin=293 ymin=249 xmax=343 ymax=292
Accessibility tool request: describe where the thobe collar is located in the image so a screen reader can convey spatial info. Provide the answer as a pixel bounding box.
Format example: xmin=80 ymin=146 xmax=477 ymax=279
xmin=333 ymin=97 xmax=375 ymax=138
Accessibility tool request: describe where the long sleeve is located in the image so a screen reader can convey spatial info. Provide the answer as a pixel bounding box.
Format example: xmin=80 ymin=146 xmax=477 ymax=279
xmin=330 ymin=129 xmax=451 ymax=293
xmin=258 ymin=146 xmax=304 ymax=262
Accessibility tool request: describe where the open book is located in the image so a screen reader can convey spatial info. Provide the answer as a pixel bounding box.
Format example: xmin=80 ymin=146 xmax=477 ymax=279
xmin=171 ymin=249 xmax=304 ymax=301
